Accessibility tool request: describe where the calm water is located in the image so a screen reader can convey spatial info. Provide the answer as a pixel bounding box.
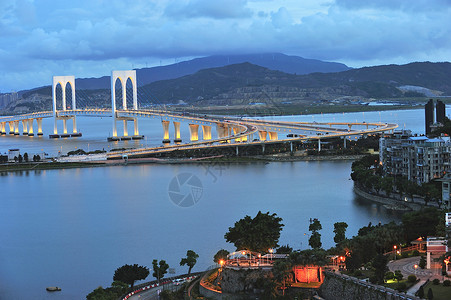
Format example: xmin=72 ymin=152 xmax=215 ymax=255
xmin=0 ymin=107 xmax=444 ymax=299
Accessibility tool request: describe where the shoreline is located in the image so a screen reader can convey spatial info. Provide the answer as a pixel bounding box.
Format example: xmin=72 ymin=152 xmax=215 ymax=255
xmin=0 ymin=153 xmax=366 ymax=173
xmin=353 ymin=185 xmax=426 ymax=211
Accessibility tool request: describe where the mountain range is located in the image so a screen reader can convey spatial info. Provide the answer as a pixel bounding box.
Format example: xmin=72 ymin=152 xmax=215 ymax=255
xmin=3 ymin=54 xmax=451 ymax=114
xmin=74 ymin=53 xmax=350 ymax=90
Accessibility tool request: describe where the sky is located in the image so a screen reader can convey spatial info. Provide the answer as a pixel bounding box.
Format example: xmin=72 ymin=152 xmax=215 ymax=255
xmin=1 ymin=0 xmax=450 ymax=92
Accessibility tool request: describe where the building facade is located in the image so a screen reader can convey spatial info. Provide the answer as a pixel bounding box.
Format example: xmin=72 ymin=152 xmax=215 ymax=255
xmin=379 ymin=130 xmax=451 ymax=184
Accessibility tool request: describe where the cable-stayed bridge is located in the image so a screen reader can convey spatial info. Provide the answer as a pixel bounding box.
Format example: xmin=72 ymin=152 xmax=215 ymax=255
xmin=0 ymin=70 xmax=398 ymax=158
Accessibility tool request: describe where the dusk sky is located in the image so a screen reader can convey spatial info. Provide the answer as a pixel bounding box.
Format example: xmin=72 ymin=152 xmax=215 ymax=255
xmin=1 ymin=0 xmax=450 ymax=92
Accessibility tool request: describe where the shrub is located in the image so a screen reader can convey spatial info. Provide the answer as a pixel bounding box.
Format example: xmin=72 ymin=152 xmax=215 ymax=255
xmin=433 ymin=278 xmax=440 ymax=285
xmin=396 ymin=282 xmax=407 ymax=292
xmin=417 ymin=285 xmax=424 ymax=298
xmin=384 ymin=272 xmax=394 ymax=281
xmin=443 ymin=280 xmax=450 ymax=287
xmin=401 ymin=252 xmax=409 ymax=258
xmin=412 ymin=250 xmax=420 ymax=256
xmin=369 ymin=276 xmax=378 ymax=284
xmin=353 ymin=270 xmax=362 ymax=277
xmin=408 ymin=275 xmax=417 ymax=283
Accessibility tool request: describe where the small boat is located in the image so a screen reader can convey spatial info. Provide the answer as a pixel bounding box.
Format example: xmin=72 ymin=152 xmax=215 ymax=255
xmin=46 ymin=287 xmax=61 ymax=292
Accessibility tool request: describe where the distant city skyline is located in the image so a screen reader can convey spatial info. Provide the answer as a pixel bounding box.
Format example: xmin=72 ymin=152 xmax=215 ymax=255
xmin=0 ymin=0 xmax=450 ymax=92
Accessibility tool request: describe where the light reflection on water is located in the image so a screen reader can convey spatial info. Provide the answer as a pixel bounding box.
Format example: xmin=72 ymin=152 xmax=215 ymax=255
xmin=0 ymin=107 xmax=437 ymax=299
xmin=1 ymin=161 xmax=400 ymax=300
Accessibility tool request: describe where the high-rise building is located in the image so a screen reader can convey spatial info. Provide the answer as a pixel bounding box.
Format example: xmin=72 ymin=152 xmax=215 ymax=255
xmin=379 ymin=130 xmax=451 ymax=185
xmin=425 ymin=99 xmax=434 ymax=135
xmin=436 ymin=100 xmax=446 ymax=124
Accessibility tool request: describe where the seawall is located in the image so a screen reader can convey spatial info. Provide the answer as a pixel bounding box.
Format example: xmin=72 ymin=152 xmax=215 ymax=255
xmin=319 ymin=272 xmax=421 ymax=300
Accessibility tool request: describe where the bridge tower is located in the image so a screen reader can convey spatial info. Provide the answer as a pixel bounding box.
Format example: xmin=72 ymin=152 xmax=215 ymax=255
xmin=51 ymin=76 xmax=80 ymax=138
xmin=110 ymin=70 xmax=142 ymax=141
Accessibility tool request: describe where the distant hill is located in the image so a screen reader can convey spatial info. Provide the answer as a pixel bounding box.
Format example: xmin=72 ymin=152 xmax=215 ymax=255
xmin=140 ymin=61 xmax=451 ymax=105
xmin=75 ymin=53 xmax=350 ymax=90
xmin=5 ymin=61 xmax=451 ymax=113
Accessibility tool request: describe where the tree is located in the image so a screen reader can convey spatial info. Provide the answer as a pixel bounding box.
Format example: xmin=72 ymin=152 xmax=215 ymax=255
xmin=381 ymin=176 xmax=394 ymax=197
xmin=23 ymin=152 xmax=28 ymax=162
xmin=272 ymin=259 xmax=292 ymax=296
xmin=113 ymin=264 xmax=149 ymax=288
xmin=402 ymin=208 xmax=441 ymax=242
xmin=152 ymin=259 xmax=169 ymax=283
xmin=417 ymin=285 xmax=424 ymax=298
xmin=276 ymin=244 xmax=293 ymax=254
xmin=180 ymin=250 xmax=199 ymax=275
xmin=333 ymin=222 xmax=348 ymax=246
xmin=372 ymin=253 xmax=388 ymax=284
xmin=213 ymin=249 xmax=229 ymax=264
xmin=18 ymin=154 xmax=23 ymax=163
xmin=224 ymin=211 xmax=284 ymax=253
xmin=309 ymin=232 xmax=322 ymax=249
xmin=394 ymin=270 xmax=403 ymax=282
xmin=308 ymin=218 xmax=322 ymax=249
xmin=419 ymin=256 xmax=426 ymax=269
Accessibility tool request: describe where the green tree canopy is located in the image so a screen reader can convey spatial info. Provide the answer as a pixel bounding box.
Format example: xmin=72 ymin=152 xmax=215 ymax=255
xmin=276 ymin=244 xmax=293 ymax=254
xmin=402 ymin=208 xmax=441 ymax=241
xmin=213 ymin=249 xmax=230 ymax=264
xmin=224 ymin=211 xmax=284 ymax=253
xmin=333 ymin=222 xmax=348 ymax=246
xmin=113 ymin=264 xmax=149 ymax=288
xmin=152 ymin=259 xmax=169 ymax=283
xmin=308 ymin=218 xmax=322 ymax=249
xmin=372 ymin=253 xmax=388 ymax=284
xmin=180 ymin=250 xmax=199 ymax=275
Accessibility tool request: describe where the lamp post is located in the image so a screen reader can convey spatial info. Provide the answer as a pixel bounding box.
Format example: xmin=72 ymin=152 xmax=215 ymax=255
xmin=414 ymin=264 xmax=418 ymax=276
xmin=393 ymin=245 xmax=397 ymax=260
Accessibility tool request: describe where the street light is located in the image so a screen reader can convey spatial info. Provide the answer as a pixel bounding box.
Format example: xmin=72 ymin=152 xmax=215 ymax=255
xmin=393 ymin=245 xmax=397 ymax=261
xmin=414 ymin=264 xmax=418 ymax=276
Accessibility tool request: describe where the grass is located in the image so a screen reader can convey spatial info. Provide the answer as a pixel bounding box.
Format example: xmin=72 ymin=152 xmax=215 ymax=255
xmin=384 ymin=279 xmax=416 ymax=292
xmin=421 ymin=281 xmax=451 ymax=300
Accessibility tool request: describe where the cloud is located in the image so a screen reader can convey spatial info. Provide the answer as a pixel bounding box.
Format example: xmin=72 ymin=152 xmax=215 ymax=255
xmin=0 ymin=0 xmax=450 ymax=91
xmin=164 ymin=0 xmax=252 ymax=19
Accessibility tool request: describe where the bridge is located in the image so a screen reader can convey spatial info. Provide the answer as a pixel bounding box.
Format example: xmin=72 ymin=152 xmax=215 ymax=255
xmin=0 ymin=70 xmax=398 ymax=158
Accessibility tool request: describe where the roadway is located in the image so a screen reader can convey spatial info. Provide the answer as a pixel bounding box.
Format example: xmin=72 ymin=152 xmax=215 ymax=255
xmin=0 ymin=108 xmax=398 ymax=159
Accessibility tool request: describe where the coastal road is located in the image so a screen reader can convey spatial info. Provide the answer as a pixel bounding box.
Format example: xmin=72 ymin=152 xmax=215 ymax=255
xmin=128 ymin=282 xmax=178 ymax=300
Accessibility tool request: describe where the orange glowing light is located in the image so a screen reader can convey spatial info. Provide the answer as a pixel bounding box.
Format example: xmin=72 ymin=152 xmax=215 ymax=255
xmin=219 ymin=259 xmax=225 ymax=267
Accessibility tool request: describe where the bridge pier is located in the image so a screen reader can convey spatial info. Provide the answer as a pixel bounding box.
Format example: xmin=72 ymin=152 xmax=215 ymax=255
xmin=174 ymin=121 xmax=182 ymax=143
xmin=162 ymin=120 xmax=170 ymax=143
xmin=21 ymin=120 xmax=28 ymax=135
xmin=318 ymin=139 xmax=321 ymax=152
xmin=14 ymin=121 xmax=19 ymax=135
xmin=37 ymin=118 xmax=43 ymax=136
xmin=268 ymin=131 xmax=278 ymax=141
xmin=51 ymin=116 xmax=80 ymax=138
xmin=216 ymin=123 xmax=227 ymax=139
xmin=189 ymin=124 xmax=199 ymax=141
xmin=52 ymin=76 xmax=80 ymax=138
xmin=0 ymin=122 xmax=6 ymax=135
xmin=232 ymin=127 xmax=241 ymax=142
xmin=343 ymin=136 xmax=347 ymax=149
xmin=28 ymin=119 xmax=34 ymax=136
xmin=202 ymin=125 xmax=212 ymax=140
xmin=259 ymin=131 xmax=267 ymax=141
xmin=110 ymin=70 xmax=140 ymax=141
xmin=123 ymin=120 xmax=128 ymax=137
xmin=133 ymin=118 xmax=139 ymax=136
